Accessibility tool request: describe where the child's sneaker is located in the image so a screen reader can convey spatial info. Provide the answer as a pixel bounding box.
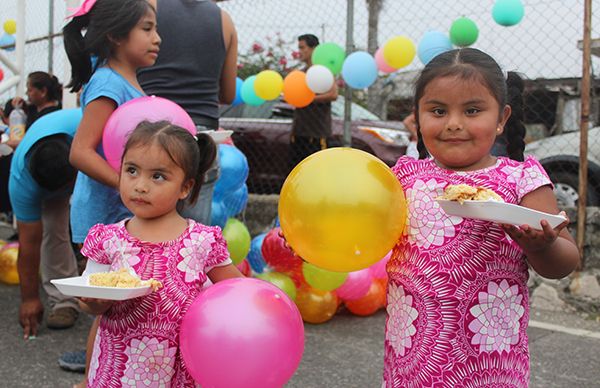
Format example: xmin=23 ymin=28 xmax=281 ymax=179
xmin=58 ymin=350 xmax=86 ymax=373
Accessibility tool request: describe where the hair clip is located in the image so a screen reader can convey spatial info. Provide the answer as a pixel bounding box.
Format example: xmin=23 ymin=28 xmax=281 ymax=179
xmin=66 ymin=0 xmax=98 ymax=19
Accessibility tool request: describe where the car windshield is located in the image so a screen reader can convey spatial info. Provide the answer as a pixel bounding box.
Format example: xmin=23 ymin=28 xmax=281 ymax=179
xmin=220 ymin=99 xmax=382 ymax=121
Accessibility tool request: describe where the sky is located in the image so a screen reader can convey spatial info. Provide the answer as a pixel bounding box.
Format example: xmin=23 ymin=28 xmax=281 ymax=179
xmin=1 ymin=0 xmax=599 ymax=101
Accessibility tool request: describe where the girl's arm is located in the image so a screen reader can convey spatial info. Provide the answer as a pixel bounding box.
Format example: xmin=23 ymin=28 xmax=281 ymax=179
xmin=69 ymin=97 xmax=120 ymax=188
xmin=503 ymin=185 xmax=580 ymax=279
xmin=207 ymin=263 xmax=244 ymax=283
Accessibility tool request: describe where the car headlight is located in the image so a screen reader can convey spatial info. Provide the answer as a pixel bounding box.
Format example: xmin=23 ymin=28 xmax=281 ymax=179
xmin=358 ymin=126 xmax=410 ymax=146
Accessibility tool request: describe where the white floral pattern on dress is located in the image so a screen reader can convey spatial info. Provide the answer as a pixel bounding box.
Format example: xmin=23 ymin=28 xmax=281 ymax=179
xmin=177 ymin=230 xmax=217 ymax=282
xmin=386 ymin=283 xmax=419 ymax=357
xmin=468 ymin=279 xmax=524 ymax=353
xmin=103 ymin=238 xmax=141 ymax=270
xmin=121 ymin=337 xmax=177 ymax=387
xmin=87 ymin=329 xmax=101 ymax=383
xmin=407 ymin=178 xmax=462 ymax=248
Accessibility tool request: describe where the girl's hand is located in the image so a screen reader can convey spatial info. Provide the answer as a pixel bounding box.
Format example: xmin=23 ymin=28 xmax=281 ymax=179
xmin=501 ymin=211 xmax=570 ymax=254
xmin=79 ymin=297 xmax=115 ymax=315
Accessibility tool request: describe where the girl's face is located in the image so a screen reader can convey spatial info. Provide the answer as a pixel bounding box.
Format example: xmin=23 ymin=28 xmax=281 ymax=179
xmin=417 ymin=75 xmax=511 ymax=171
xmin=120 ymin=142 xmax=192 ymax=220
xmin=26 ymin=81 xmax=46 ymax=107
xmin=116 ymin=8 xmax=161 ymax=69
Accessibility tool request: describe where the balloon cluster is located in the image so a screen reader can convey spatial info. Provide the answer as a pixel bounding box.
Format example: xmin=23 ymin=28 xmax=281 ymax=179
xmin=210 ymin=144 xmax=249 ymax=228
xmin=0 ymin=19 xmax=16 ymax=53
xmin=248 ymin=227 xmax=390 ymax=324
xmin=0 ymin=241 xmax=19 ymax=285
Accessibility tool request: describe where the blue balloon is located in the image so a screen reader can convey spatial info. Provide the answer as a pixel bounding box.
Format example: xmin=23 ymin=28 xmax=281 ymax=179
xmin=0 ymin=33 xmax=16 ymax=52
xmin=241 ymin=76 xmax=265 ymax=106
xmin=492 ymin=0 xmax=525 ymax=27
xmin=210 ymin=200 xmax=228 ymax=228
xmin=215 ymin=144 xmax=249 ymax=196
xmin=341 ymin=51 xmax=378 ymax=89
xmin=417 ymin=31 xmax=453 ymax=65
xmin=247 ymin=233 xmax=267 ymax=273
xmin=222 ymin=183 xmax=248 ymax=217
xmin=232 ymin=77 xmax=244 ymax=106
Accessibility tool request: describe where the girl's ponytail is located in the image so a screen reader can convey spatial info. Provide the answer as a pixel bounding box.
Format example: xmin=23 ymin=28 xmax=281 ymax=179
xmin=63 ymin=15 xmax=92 ymax=93
xmin=189 ymin=133 xmax=217 ymax=204
xmin=504 ymin=71 xmax=526 ymax=162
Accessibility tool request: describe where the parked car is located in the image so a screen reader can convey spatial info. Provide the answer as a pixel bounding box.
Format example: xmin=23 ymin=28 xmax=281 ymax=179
xmin=525 ymin=127 xmax=600 ymax=207
xmin=220 ymin=99 xmax=410 ymax=194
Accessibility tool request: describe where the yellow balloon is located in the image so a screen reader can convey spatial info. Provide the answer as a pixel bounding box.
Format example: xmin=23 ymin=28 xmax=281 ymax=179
xmin=3 ymin=20 xmax=16 ymax=35
xmin=279 ymin=148 xmax=406 ymax=273
xmin=295 ymin=287 xmax=338 ymax=324
xmin=383 ymin=36 xmax=416 ymax=69
xmin=0 ymin=247 xmax=20 ymax=285
xmin=254 ymin=70 xmax=284 ymax=100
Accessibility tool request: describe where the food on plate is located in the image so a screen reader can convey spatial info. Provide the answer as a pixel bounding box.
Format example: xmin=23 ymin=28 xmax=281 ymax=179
xmin=439 ymin=184 xmax=503 ymax=204
xmin=88 ymin=268 xmax=162 ymax=290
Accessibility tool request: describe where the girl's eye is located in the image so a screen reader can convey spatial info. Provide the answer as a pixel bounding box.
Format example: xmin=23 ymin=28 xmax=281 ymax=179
xmin=126 ymin=166 xmax=137 ymax=176
xmin=152 ymin=173 xmax=165 ymax=181
xmin=432 ymin=108 xmax=445 ymax=116
xmin=466 ymin=108 xmax=480 ymax=115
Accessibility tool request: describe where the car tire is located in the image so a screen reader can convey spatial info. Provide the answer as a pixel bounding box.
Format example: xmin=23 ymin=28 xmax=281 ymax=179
xmin=546 ymin=170 xmax=599 ymax=207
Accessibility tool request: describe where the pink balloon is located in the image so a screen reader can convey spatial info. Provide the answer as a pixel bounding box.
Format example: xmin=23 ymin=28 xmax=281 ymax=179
xmin=369 ymin=251 xmax=391 ymax=279
xmin=180 ymin=278 xmax=304 ymax=388
xmin=335 ymin=268 xmax=373 ymax=301
xmin=375 ymin=47 xmax=396 ymax=73
xmin=102 ymin=96 xmax=196 ymax=171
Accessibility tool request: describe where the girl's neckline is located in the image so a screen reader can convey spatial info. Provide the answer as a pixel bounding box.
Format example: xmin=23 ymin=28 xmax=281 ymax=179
xmin=100 ymin=66 xmax=145 ymax=95
xmin=120 ymin=218 xmax=193 ymax=246
xmin=430 ymin=156 xmax=504 ymax=175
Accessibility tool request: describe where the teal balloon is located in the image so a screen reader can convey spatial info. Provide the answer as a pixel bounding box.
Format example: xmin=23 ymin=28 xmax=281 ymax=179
xmin=341 ymin=51 xmax=377 ymax=89
xmin=449 ymin=17 xmax=479 ymax=47
xmin=0 ymin=33 xmax=15 ymax=52
xmin=417 ymin=31 xmax=453 ymax=65
xmin=492 ymin=0 xmax=525 ymax=27
xmin=311 ymin=43 xmax=346 ymax=76
xmin=241 ymin=76 xmax=265 ymax=106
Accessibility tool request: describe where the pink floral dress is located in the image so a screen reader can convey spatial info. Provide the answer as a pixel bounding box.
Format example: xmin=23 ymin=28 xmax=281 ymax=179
xmin=81 ymin=219 xmax=231 ymax=387
xmin=383 ymin=156 xmax=552 ymax=388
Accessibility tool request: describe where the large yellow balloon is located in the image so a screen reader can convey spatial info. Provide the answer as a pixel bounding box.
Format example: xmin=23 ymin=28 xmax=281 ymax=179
xmin=279 ymin=148 xmax=406 ymax=273
xmin=383 ymin=36 xmax=416 ymax=69
xmin=3 ymin=20 xmax=17 ymax=35
xmin=0 ymin=246 xmax=20 ymax=285
xmin=254 ymin=70 xmax=284 ymax=101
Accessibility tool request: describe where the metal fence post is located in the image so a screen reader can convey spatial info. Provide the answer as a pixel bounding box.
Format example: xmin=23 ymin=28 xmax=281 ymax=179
xmin=343 ymin=0 xmax=354 ymax=148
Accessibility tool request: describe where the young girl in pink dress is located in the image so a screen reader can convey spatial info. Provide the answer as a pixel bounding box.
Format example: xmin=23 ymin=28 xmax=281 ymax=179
xmin=383 ymin=48 xmax=579 ymax=387
xmin=78 ymin=122 xmax=243 ymax=387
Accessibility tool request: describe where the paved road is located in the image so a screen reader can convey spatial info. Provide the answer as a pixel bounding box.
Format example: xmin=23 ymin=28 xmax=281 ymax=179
xmin=0 ymin=282 xmax=599 ymax=387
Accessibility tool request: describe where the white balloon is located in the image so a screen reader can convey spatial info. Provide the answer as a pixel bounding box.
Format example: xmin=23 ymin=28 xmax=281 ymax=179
xmin=306 ymin=65 xmax=335 ymax=94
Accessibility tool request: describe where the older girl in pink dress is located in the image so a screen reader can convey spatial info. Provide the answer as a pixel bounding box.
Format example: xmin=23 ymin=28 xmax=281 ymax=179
xmin=383 ymin=48 xmax=579 ymax=387
xmin=79 ymin=121 xmax=243 ymax=387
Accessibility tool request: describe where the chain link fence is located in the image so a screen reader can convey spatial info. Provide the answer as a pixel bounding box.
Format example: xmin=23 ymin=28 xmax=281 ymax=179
xmin=1 ymin=1 xmax=598 ymax=204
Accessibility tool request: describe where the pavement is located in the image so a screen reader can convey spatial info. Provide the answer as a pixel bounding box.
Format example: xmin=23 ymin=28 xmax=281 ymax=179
xmin=0 ymin=280 xmax=599 ymax=388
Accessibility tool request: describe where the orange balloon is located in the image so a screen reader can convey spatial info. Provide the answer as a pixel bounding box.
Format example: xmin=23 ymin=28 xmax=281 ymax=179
xmin=283 ymin=70 xmax=315 ymax=108
xmin=295 ymin=286 xmax=338 ymax=324
xmin=345 ymin=280 xmax=386 ymax=316
xmin=0 ymin=246 xmax=20 ymax=285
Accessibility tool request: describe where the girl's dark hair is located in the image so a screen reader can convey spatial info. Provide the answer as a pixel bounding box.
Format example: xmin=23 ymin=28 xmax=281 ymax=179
xmin=63 ymin=0 xmax=155 ymax=92
xmin=28 ymin=134 xmax=76 ymax=191
xmin=413 ymin=48 xmax=525 ymax=161
xmin=28 ymin=71 xmax=63 ymax=102
xmin=122 ymin=121 xmax=217 ymax=205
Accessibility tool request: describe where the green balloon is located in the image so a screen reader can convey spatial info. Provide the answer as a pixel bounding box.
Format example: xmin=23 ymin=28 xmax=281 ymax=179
xmin=302 ymin=262 xmax=348 ymax=291
xmin=449 ymin=17 xmax=479 ymax=47
xmin=222 ymin=218 xmax=251 ymax=264
xmin=311 ymin=43 xmax=346 ymax=76
xmin=257 ymin=272 xmax=297 ymax=300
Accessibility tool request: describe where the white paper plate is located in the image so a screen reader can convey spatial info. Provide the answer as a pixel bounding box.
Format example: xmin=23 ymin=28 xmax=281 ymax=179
xmin=436 ymin=199 xmax=567 ymax=229
xmin=203 ymin=130 xmax=233 ymax=144
xmin=0 ymin=143 xmax=13 ymax=157
xmin=51 ymin=276 xmax=153 ymax=301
